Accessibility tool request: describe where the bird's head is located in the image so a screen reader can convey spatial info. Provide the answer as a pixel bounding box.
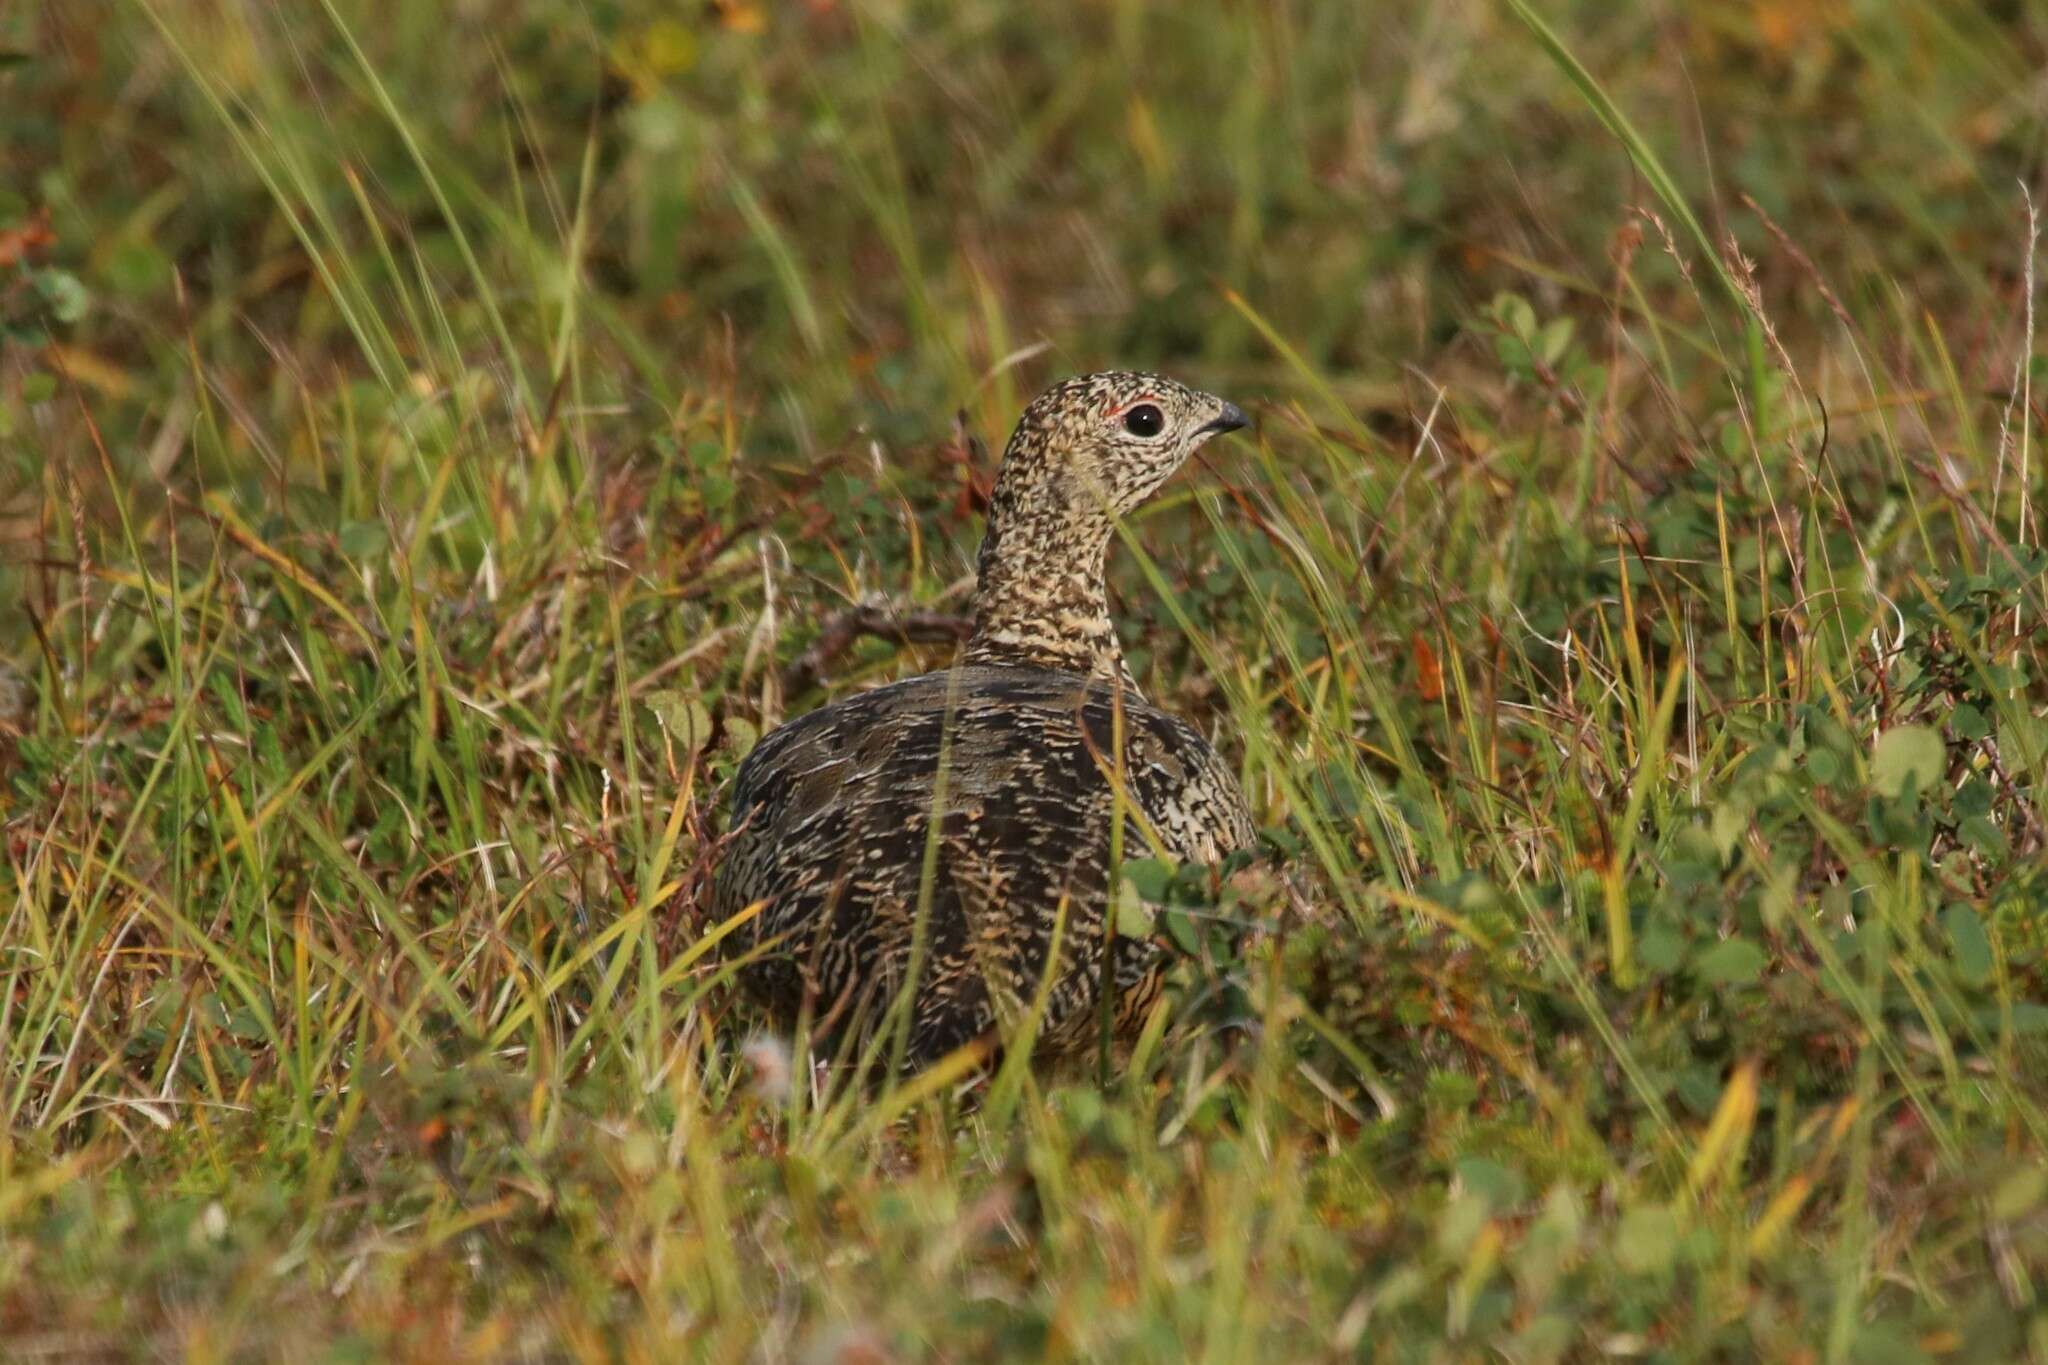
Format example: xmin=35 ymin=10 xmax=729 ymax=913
xmin=968 ymin=370 xmax=1249 ymax=680
xmin=996 ymin=370 xmax=1247 ymax=520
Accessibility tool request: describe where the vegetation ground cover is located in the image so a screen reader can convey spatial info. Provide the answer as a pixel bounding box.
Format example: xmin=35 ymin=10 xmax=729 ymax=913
xmin=3 ymin=2 xmax=2046 ymax=1359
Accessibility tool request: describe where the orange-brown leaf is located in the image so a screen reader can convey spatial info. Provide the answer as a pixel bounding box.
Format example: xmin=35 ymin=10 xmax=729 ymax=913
xmin=0 ymin=208 xmax=55 ymax=268
xmin=1411 ymin=631 xmax=1444 ymax=702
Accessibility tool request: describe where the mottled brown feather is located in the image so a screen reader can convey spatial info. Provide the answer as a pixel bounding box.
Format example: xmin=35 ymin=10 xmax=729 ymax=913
xmin=713 ymin=372 xmax=1253 ymax=1068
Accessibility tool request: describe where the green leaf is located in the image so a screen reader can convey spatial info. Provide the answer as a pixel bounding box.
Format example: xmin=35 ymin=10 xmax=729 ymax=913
xmin=1693 ymin=936 xmax=1766 ymax=986
xmin=1943 ymin=905 xmax=1993 ymax=985
xmin=1426 ymin=1069 xmax=1479 ymax=1111
xmin=338 ymin=520 xmax=387 ymax=559
xmin=1638 ymin=925 xmax=1685 ymax=973
xmin=1668 ymin=823 xmax=1721 ymax=874
xmin=1808 ymin=709 xmax=1854 ymax=755
xmin=1493 ymin=292 xmax=1536 ymax=341
xmin=1537 ymin=316 xmax=1575 ymax=366
xmin=1993 ymin=1166 xmax=2046 ymax=1221
xmin=1997 ymin=711 xmax=2045 ymax=775
xmin=1119 ymin=857 xmax=1175 ymax=902
xmin=1494 ymin=333 xmax=1533 ymax=377
xmin=1113 ymin=879 xmax=1154 ymax=938
xmin=719 ymin=715 xmax=758 ymax=761
xmin=646 ymin=689 xmax=714 ymax=757
xmin=2009 ymin=1004 xmax=2048 ymax=1035
xmin=32 ymin=268 xmax=90 ymax=323
xmin=1708 ymin=799 xmax=1748 ymax=859
xmin=1455 ymin=1156 xmax=1526 ymax=1211
xmin=1615 ymin=1204 xmax=1678 ymax=1275
xmin=1158 ymin=907 xmax=1200 ymax=956
xmin=1871 ymin=725 xmax=1944 ymax=797
xmin=1959 ymin=814 xmax=2005 ymax=858
xmin=1435 ymin=1191 xmax=1488 ymax=1257
xmin=105 ymin=241 xmax=170 ymax=296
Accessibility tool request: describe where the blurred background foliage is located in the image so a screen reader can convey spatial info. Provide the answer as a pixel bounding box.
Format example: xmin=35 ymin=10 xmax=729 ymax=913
xmin=5 ymin=1 xmax=2038 ymax=460
xmin=3 ymin=0 xmax=2048 ymax=1359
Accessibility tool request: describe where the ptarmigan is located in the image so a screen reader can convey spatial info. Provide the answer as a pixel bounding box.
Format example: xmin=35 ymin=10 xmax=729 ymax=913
xmin=714 ymin=372 xmax=1254 ymax=1069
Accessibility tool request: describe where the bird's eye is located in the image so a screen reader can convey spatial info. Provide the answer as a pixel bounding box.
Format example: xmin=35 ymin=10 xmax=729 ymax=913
xmin=1122 ymin=403 xmax=1165 ymax=437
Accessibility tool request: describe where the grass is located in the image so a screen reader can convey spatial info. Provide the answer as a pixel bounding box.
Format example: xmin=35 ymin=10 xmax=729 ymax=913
xmin=3 ymin=0 xmax=2047 ymax=1358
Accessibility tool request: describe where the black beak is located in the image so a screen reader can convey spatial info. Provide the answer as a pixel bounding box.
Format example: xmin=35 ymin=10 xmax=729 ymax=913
xmin=1200 ymin=401 xmax=1248 ymax=436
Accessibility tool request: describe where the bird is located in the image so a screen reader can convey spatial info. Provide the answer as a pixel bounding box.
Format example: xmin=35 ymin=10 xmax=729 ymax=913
xmin=713 ymin=371 xmax=1255 ymax=1072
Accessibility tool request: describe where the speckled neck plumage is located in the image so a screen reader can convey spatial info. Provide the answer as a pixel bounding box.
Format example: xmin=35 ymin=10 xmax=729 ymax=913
xmin=963 ymin=462 xmax=1129 ymax=685
xmin=961 ymin=370 xmax=1244 ymax=687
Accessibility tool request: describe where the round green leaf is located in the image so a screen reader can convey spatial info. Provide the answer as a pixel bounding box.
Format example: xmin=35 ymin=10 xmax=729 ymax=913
xmin=1615 ymin=1204 xmax=1678 ymax=1275
xmin=1871 ymin=725 xmax=1944 ymax=797
xmin=1119 ymin=857 xmax=1175 ymax=903
xmin=1113 ymin=879 xmax=1155 ymax=937
xmin=646 ymin=689 xmax=714 ymax=757
xmin=1694 ymin=936 xmax=1766 ymax=986
xmin=32 ymin=268 xmax=90 ymax=323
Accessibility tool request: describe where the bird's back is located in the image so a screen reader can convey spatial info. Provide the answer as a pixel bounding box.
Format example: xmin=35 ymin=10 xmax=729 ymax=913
xmin=713 ymin=665 xmax=1253 ymax=1066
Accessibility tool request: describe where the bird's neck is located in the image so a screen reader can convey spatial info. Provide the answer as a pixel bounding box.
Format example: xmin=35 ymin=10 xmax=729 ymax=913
xmin=963 ymin=499 xmax=1134 ymax=688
